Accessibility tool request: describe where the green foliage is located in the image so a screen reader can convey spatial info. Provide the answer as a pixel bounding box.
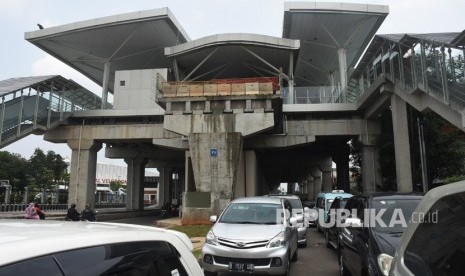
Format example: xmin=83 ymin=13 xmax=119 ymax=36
xmin=169 ymin=224 xmax=211 ymax=238
xmin=0 ymin=148 xmax=69 ymax=203
xmin=109 ymin=180 xmax=124 ymax=193
xmin=444 ymin=175 xmax=465 ymax=184
xmin=0 ymin=151 xmax=29 ymax=190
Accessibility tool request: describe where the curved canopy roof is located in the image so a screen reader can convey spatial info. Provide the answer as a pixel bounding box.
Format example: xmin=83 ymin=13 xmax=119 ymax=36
xmin=25 ymin=8 xmax=190 ymax=93
xmin=24 ymin=3 xmax=388 ymax=92
xmin=283 ymin=2 xmax=388 ymax=86
xmin=164 ymin=33 xmax=300 ymax=81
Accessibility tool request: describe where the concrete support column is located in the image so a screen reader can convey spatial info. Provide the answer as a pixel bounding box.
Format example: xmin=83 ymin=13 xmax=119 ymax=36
xmin=311 ymin=167 xmax=322 ymax=196
xmin=101 ymin=61 xmax=110 ymax=109
xmin=124 ymin=157 xmax=148 ymax=211
xmin=338 ymin=48 xmax=348 ymax=96
xmin=334 ymin=145 xmax=350 ymax=192
xmin=391 ymin=94 xmax=413 ymax=192
xmin=320 ymin=165 xmax=333 ymax=192
xmin=67 ymin=139 xmax=102 ymax=211
xmin=183 ymin=132 xmax=243 ymax=224
xmin=361 ymin=143 xmax=381 ymax=193
xmin=306 ymin=176 xmax=314 ymax=200
xmin=236 ymin=151 xmax=258 ymax=197
xmin=301 ymin=180 xmax=307 ymax=194
xmin=158 ymin=166 xmax=172 ymax=208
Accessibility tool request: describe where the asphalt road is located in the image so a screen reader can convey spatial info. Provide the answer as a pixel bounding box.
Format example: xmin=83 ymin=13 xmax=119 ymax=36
xmin=108 ymin=216 xmax=340 ymax=276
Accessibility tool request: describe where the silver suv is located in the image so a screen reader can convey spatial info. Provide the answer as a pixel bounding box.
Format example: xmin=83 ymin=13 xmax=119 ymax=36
xmin=265 ymin=194 xmax=308 ymax=246
xmin=202 ymin=196 xmax=299 ymax=275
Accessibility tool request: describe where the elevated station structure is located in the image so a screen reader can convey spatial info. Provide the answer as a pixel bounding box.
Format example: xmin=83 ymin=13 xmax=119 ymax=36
xmin=4 ymin=2 xmax=463 ymax=223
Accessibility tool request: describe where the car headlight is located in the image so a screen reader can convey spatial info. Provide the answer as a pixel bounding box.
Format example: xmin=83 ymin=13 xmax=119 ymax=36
xmin=206 ymin=230 xmax=219 ymax=246
xmin=377 ymin=253 xmax=393 ymax=276
xmin=267 ymin=231 xmax=285 ymax=248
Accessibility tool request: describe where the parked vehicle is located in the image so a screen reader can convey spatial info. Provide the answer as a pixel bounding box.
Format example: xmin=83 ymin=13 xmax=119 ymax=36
xmin=302 ymin=200 xmax=317 ymax=227
xmin=0 ymin=220 xmax=203 ymax=275
xmin=389 ymin=181 xmax=465 ymax=276
xmin=202 ymin=196 xmax=299 ymax=276
xmin=265 ymin=194 xmax=308 ymax=246
xmin=316 ymin=190 xmax=353 ymax=232
xmin=324 ymin=195 xmax=352 ymax=249
xmin=339 ymin=193 xmax=423 ymax=276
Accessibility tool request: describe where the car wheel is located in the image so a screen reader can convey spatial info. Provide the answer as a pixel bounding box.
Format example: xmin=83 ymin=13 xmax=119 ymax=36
xmin=339 ymin=252 xmax=349 ymax=276
xmin=204 ymin=271 xmax=217 ymax=276
xmin=281 ymin=254 xmax=291 ymax=276
xmin=325 ymin=231 xmax=331 ymax=248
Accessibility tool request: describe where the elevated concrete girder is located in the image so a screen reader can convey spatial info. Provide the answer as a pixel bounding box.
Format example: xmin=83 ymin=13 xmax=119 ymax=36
xmin=45 ymin=123 xmax=170 ymax=143
xmin=164 ymin=113 xmax=274 ymax=137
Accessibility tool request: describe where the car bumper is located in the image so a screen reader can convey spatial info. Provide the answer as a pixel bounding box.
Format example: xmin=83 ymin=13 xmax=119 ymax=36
xmin=297 ymin=227 xmax=307 ymax=245
xmin=202 ymin=243 xmax=289 ymax=275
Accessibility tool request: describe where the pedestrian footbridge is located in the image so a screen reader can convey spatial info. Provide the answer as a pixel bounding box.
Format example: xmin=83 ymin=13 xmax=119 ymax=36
xmin=0 ymin=75 xmax=111 ymax=147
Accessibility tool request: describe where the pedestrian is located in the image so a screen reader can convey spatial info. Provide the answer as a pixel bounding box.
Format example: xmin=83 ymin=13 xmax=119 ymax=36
xmin=66 ymin=203 xmax=81 ymax=221
xmin=34 ymin=203 xmax=46 ymax=220
xmin=81 ymin=203 xmax=96 ymax=222
xmin=24 ymin=202 xmax=39 ymax=220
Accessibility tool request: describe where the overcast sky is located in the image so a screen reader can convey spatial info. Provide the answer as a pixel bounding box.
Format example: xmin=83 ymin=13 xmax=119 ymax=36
xmin=1 ymin=0 xmax=464 ymax=165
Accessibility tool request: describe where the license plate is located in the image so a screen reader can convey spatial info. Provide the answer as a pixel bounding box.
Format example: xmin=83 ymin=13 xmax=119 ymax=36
xmin=228 ymin=262 xmax=255 ymax=272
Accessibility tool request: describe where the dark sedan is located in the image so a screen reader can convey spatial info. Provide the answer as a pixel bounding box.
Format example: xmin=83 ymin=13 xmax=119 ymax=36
xmin=339 ymin=193 xmax=423 ymax=276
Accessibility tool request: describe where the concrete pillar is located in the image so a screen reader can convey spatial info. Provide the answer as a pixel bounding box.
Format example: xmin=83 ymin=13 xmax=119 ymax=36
xmin=158 ymin=166 xmax=171 ymax=208
xmin=391 ymin=94 xmax=413 ymax=192
xmin=23 ymin=187 xmax=29 ymax=204
xmin=4 ymin=185 xmax=11 ymax=204
xmin=311 ymin=167 xmax=322 ymax=196
xmin=124 ymin=157 xmax=148 ymax=211
xmin=338 ymin=48 xmax=348 ymax=96
xmin=101 ymin=61 xmax=110 ymax=109
xmin=361 ymin=143 xmax=381 ymax=193
xmin=306 ymin=176 xmax=314 ymax=200
xmin=320 ymin=165 xmax=333 ymax=192
xmin=67 ymin=139 xmax=102 ymax=211
xmin=334 ymin=146 xmax=350 ymax=192
xmin=183 ymin=132 xmax=243 ymax=224
xmin=301 ymin=180 xmax=307 ymax=194
xmin=236 ymin=151 xmax=258 ymax=197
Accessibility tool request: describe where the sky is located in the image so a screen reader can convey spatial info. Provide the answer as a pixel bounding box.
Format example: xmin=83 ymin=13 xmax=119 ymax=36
xmin=1 ymin=0 xmax=464 ymax=165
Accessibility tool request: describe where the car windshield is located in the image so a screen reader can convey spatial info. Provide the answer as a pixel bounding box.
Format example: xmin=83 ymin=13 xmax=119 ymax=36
xmin=219 ymin=203 xmax=281 ymax=224
xmin=371 ymin=198 xmax=421 ymax=233
xmin=288 ymin=198 xmax=303 ymax=211
xmin=340 ymin=199 xmax=349 ymax=209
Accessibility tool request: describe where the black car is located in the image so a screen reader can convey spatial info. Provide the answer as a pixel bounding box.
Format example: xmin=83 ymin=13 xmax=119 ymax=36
xmin=339 ymin=193 xmax=423 ymax=276
xmin=324 ymin=196 xmax=352 ymax=250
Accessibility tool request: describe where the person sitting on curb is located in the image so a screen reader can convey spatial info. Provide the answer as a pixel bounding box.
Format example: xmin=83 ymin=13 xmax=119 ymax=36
xmin=81 ymin=204 xmax=96 ymax=222
xmin=24 ymin=202 xmax=39 ymax=220
xmin=34 ymin=203 xmax=46 ymax=220
xmin=66 ymin=203 xmax=81 ymax=221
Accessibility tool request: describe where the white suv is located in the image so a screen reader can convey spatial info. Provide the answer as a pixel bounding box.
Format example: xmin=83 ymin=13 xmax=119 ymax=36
xmin=0 ymin=220 xmax=203 ymax=276
xmin=202 ymin=196 xmax=299 ymax=275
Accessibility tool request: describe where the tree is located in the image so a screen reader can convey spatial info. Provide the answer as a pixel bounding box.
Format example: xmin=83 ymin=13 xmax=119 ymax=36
xmin=28 ymin=148 xmax=68 ymax=203
xmin=0 ymin=151 xmax=29 ymax=192
xmin=110 ymin=180 xmax=125 ymax=203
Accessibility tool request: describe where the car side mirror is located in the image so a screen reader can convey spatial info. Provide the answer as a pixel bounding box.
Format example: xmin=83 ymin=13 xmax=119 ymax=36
xmin=209 ymin=215 xmax=217 ymax=224
xmin=289 ymin=217 xmax=298 ymax=227
xmin=342 ymin=217 xmax=363 ymax=228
